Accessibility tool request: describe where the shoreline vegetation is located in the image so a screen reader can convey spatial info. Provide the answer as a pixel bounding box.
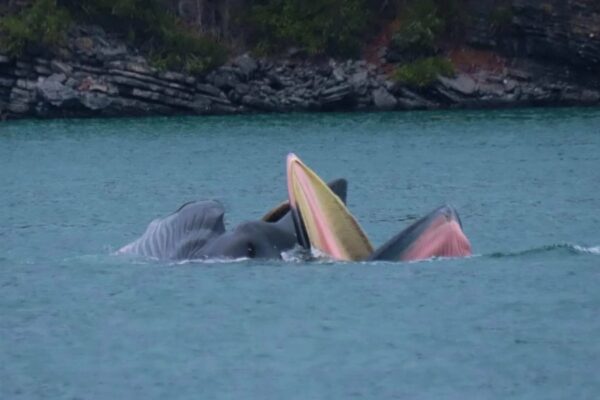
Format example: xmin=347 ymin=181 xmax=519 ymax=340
xmin=0 ymin=0 xmax=598 ymax=120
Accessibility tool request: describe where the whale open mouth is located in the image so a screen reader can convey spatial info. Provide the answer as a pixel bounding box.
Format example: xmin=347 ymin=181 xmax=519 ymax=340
xmin=286 ymin=153 xmax=373 ymax=261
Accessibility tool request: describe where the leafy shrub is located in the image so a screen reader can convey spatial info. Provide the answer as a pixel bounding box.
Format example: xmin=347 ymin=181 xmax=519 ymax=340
xmin=390 ymin=0 xmax=442 ymax=58
xmin=0 ymin=0 xmax=71 ymax=56
xmin=393 ymin=56 xmax=454 ymax=87
xmin=248 ymin=0 xmax=370 ymax=57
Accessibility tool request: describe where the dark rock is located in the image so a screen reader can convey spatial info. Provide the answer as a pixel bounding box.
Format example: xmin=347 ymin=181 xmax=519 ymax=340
xmin=191 ymin=96 xmax=211 ymax=114
xmin=233 ymin=54 xmax=258 ymax=78
xmin=0 ymin=77 xmax=15 ymax=88
xmin=372 ymin=87 xmax=397 ymax=110
xmin=349 ymin=70 xmax=369 ymax=89
xmin=196 ymin=83 xmax=227 ymax=99
xmin=434 ymin=85 xmax=464 ymax=104
xmin=332 ymin=67 xmax=345 ymax=82
xmin=234 ymin=83 xmax=250 ymax=96
xmin=0 ymin=55 xmax=10 ymax=64
xmin=36 ymin=78 xmax=78 ymax=107
xmin=50 ymin=60 xmax=73 ymax=75
xmin=46 ymin=73 xmax=67 ymax=84
xmin=207 ymin=67 xmax=240 ymax=91
xmin=159 ymin=71 xmax=196 ymax=85
xmin=241 ymin=94 xmax=278 ymax=112
xmin=478 ymin=82 xmax=506 ymax=97
xmin=438 ymin=74 xmax=477 ymax=96
xmin=395 ymin=88 xmax=437 ymax=110
xmin=503 ymin=78 xmax=518 ymax=93
xmin=97 ymin=44 xmax=127 ymax=62
xmin=80 ymin=92 xmax=112 ymax=110
xmin=16 ymin=79 xmax=37 ymax=90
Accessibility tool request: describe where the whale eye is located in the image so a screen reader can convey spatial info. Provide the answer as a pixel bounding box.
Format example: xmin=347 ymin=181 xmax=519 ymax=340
xmin=246 ymin=243 xmax=256 ymax=258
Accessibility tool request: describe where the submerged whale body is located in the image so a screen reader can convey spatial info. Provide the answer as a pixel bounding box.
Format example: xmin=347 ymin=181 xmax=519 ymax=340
xmin=118 ymin=155 xmax=471 ymax=262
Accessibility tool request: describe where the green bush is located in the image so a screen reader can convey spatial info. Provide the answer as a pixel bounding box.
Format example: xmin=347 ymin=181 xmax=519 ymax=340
xmin=390 ymin=0 xmax=443 ymax=57
xmin=393 ymin=56 xmax=455 ymax=87
xmin=248 ymin=0 xmax=370 ymax=57
xmin=0 ymin=0 xmax=71 ymax=56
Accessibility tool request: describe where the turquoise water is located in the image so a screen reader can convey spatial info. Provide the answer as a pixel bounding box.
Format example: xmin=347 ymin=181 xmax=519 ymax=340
xmin=1 ymin=109 xmax=599 ymax=399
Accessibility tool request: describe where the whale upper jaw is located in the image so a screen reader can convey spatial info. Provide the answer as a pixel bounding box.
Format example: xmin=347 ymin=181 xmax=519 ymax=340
xmin=286 ymin=153 xmax=373 ymax=261
xmin=287 ymin=153 xmax=472 ymax=262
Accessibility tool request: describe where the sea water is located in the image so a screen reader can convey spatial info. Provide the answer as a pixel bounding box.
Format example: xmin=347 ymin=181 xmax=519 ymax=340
xmin=1 ymin=108 xmax=599 ymax=399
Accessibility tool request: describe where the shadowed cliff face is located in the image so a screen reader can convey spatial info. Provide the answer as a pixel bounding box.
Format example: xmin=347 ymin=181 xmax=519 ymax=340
xmin=467 ymin=0 xmax=600 ymax=69
xmin=164 ymin=0 xmax=600 ymax=70
xmin=163 ymin=0 xmax=246 ymax=41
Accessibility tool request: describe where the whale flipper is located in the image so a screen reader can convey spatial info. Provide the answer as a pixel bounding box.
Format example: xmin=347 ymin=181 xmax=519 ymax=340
xmin=117 ymin=200 xmax=226 ymax=260
xmin=369 ymin=205 xmax=472 ymax=262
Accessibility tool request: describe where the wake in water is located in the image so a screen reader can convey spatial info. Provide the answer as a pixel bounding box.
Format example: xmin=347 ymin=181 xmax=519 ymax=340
xmin=486 ymin=243 xmax=600 ymax=259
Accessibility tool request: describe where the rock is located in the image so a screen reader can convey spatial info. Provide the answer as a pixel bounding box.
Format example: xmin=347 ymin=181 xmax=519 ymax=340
xmin=509 ymin=69 xmax=532 ymax=82
xmin=332 ymin=67 xmax=345 ymax=82
xmin=46 ymin=73 xmax=67 ymax=84
xmin=233 ymin=54 xmax=258 ymax=78
xmin=503 ymin=79 xmax=518 ymax=93
xmin=372 ymin=87 xmax=398 ymax=110
xmin=0 ymin=54 xmax=10 ymax=64
xmin=16 ymin=79 xmax=37 ymax=90
xmin=438 ymin=74 xmax=477 ymax=96
xmin=0 ymin=77 xmax=15 ymax=88
xmin=97 ymin=44 xmax=127 ymax=62
xmin=191 ymin=96 xmax=211 ymax=114
xmin=434 ymin=85 xmax=463 ymax=104
xmin=207 ymin=67 xmax=240 ymax=91
xmin=580 ymin=89 xmax=600 ymax=103
xmin=159 ymin=71 xmax=195 ymax=85
xmin=233 ymin=83 xmax=250 ymax=96
xmin=51 ymin=60 xmax=72 ymax=75
xmin=196 ymin=83 xmax=227 ymax=99
xmin=80 ymin=92 xmax=112 ymax=110
xmin=36 ymin=78 xmax=78 ymax=107
xmin=241 ymin=95 xmax=278 ymax=112
xmin=349 ymin=70 xmax=369 ymax=89
xmin=478 ymin=82 xmax=506 ymax=97
xmin=395 ymin=88 xmax=437 ymax=110
xmin=320 ymin=83 xmax=352 ymax=104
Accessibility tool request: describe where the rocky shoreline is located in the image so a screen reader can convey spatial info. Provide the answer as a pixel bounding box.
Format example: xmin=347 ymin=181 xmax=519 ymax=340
xmin=1 ymin=26 xmax=599 ymax=120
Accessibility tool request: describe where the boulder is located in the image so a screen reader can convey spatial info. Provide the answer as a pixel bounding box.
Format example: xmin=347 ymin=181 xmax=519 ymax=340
xmin=50 ymin=60 xmax=73 ymax=75
xmin=36 ymin=78 xmax=78 ymax=107
xmin=372 ymin=87 xmax=398 ymax=110
xmin=438 ymin=74 xmax=477 ymax=96
xmin=80 ymin=92 xmax=112 ymax=110
xmin=233 ymin=54 xmax=258 ymax=78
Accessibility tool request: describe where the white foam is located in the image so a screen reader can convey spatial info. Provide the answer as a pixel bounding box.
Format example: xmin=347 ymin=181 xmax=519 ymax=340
xmin=573 ymin=245 xmax=600 ymax=255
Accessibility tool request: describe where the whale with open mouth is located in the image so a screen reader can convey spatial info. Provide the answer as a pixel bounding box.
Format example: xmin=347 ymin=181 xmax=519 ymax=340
xmin=118 ymin=154 xmax=471 ymax=262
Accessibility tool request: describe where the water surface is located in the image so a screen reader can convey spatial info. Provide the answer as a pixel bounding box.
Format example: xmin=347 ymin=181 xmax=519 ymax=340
xmin=1 ymin=108 xmax=599 ymax=399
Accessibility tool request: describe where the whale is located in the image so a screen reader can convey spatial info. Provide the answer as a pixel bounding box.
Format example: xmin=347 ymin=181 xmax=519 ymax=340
xmin=117 ymin=179 xmax=348 ymax=260
xmin=118 ymin=154 xmax=471 ymax=262
xmin=286 ymin=153 xmax=472 ymax=262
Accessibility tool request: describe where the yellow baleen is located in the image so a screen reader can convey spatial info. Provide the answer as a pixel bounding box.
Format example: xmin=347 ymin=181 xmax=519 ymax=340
xmin=286 ymin=153 xmax=373 ymax=261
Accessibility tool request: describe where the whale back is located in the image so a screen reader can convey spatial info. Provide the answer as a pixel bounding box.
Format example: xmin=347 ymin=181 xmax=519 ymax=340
xmin=117 ymin=200 xmax=226 ymax=260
